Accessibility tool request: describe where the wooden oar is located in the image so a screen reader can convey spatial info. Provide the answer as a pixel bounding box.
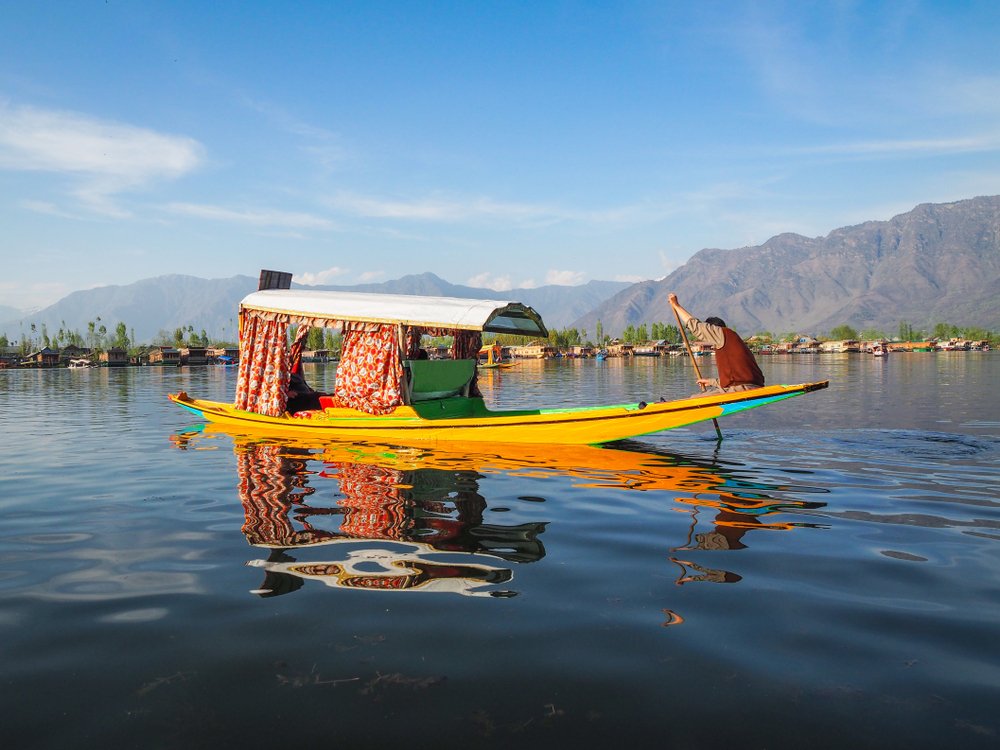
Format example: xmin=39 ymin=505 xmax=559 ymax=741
xmin=672 ymin=306 xmax=724 ymax=441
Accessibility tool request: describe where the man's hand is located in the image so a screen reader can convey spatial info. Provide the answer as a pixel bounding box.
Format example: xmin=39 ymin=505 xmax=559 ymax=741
xmin=668 ymin=293 xmax=678 ymax=306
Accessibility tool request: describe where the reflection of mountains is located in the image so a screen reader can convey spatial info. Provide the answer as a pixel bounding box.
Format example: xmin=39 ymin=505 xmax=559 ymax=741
xmin=171 ymin=426 xmax=828 ymax=598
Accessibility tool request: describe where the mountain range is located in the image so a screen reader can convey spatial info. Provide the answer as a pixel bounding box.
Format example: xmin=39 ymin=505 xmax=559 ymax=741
xmin=3 ymin=195 xmax=999 ymax=344
xmin=0 ymin=272 xmax=630 ymax=344
xmin=574 ymin=195 xmax=1000 ymax=335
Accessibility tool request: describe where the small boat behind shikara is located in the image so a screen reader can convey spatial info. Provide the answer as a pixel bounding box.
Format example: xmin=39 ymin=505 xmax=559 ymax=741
xmin=477 ymin=343 xmax=515 ymax=369
xmin=169 ymin=277 xmax=828 ymax=444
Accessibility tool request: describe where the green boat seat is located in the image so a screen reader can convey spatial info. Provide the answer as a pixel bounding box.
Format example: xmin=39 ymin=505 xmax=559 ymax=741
xmin=403 ymin=359 xmax=476 ymax=402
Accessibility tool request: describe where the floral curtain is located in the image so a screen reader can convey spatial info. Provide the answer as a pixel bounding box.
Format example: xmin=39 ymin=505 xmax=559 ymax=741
xmin=234 ymin=315 xmax=290 ymax=416
xmin=325 ymin=323 xmax=403 ymax=415
xmin=288 ymin=324 xmax=312 ymax=373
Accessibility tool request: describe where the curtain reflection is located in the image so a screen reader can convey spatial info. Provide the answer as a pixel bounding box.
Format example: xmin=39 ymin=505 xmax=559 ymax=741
xmin=234 ymin=440 xmax=545 ymax=598
xmin=171 ymin=428 xmax=828 ymax=615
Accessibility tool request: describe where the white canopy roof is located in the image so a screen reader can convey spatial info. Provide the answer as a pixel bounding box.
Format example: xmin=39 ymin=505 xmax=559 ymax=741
xmin=240 ymin=289 xmax=548 ymax=336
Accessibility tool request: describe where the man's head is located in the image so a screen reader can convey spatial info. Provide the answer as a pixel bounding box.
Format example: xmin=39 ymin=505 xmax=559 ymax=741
xmin=705 ymin=316 xmax=727 ymax=328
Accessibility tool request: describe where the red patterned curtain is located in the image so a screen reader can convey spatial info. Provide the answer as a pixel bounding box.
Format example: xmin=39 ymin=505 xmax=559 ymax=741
xmin=326 ymin=323 xmax=403 ymax=414
xmin=404 ymin=327 xmax=423 ymax=359
xmin=288 ymin=324 xmax=312 ymax=373
xmin=235 ymin=315 xmax=290 ymax=416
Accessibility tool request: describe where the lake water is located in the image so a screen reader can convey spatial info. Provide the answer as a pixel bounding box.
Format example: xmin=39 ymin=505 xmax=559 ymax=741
xmin=2 ymin=353 xmax=998 ymax=749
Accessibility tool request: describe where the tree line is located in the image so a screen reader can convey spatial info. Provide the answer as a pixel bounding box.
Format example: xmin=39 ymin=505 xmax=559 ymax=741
xmin=0 ymin=318 xmax=236 ymax=356
xmin=825 ymin=321 xmax=995 ymax=343
xmin=4 ymin=316 xmax=997 ymax=357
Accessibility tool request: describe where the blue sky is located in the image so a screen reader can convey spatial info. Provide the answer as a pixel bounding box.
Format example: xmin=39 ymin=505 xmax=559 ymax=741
xmin=2 ymin=1 xmax=999 ymax=311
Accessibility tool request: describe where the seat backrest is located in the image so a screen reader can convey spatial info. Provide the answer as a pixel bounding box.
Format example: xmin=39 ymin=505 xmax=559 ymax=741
xmin=404 ymin=359 xmax=476 ymax=402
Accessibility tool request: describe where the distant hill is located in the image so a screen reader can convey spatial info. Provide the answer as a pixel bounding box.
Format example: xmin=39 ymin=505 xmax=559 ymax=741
xmin=6 ymin=196 xmax=998 ymax=345
xmin=0 ymin=304 xmax=22 ymax=322
xmin=0 ymin=272 xmax=631 ymax=344
xmin=314 ymin=272 xmax=630 ymax=333
xmin=574 ymin=195 xmax=1000 ymax=336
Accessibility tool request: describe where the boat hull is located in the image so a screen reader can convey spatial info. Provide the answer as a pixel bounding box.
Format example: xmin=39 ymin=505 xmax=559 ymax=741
xmin=169 ymin=381 xmax=828 ymax=445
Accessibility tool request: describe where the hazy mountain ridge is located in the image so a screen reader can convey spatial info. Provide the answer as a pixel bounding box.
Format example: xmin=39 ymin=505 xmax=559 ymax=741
xmin=573 ymin=195 xmax=1000 ymax=335
xmin=314 ymin=272 xmax=631 ymax=327
xmin=0 ymin=304 xmax=22 ymax=322
xmin=5 ymin=196 xmax=998 ymax=344
xmin=1 ymin=272 xmax=630 ymax=343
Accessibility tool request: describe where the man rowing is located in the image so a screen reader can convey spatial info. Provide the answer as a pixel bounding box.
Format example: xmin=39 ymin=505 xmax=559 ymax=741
xmin=668 ymin=293 xmax=765 ymax=393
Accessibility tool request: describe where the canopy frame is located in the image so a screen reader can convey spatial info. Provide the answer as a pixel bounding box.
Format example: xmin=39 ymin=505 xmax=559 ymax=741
xmin=238 ymin=289 xmax=548 ymax=337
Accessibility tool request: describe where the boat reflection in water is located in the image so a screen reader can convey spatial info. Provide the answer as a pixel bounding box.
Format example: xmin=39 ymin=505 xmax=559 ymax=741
xmin=171 ymin=425 xmax=828 ymax=604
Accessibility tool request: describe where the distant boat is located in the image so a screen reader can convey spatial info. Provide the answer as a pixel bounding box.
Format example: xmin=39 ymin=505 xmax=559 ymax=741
xmin=477 ymin=344 xmax=515 ymax=369
xmin=872 ymin=343 xmax=888 ymax=357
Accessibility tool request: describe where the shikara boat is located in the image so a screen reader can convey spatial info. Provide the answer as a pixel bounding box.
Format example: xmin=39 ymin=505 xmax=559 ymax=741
xmin=169 ymin=285 xmax=828 ymax=444
xmin=477 ymin=343 xmax=515 ymax=369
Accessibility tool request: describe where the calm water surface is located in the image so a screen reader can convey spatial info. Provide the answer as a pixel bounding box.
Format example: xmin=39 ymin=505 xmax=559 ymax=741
xmin=1 ymin=354 xmax=998 ymax=749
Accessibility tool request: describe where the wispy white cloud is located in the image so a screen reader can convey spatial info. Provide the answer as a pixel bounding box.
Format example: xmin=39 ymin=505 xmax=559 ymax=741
xmin=615 ymin=274 xmax=646 ymax=283
xmin=545 ymin=269 xmax=586 ymax=286
xmin=466 ymin=272 xmax=543 ymax=291
xmin=296 ymin=267 xmax=349 ymax=285
xmin=164 ymin=202 xmax=335 ymax=229
xmin=0 ymin=100 xmax=203 ymax=216
xmin=793 ymin=134 xmax=1000 ymax=157
xmin=467 ymin=272 xmax=514 ymax=291
xmin=325 ymin=191 xmax=658 ymax=230
xmin=19 ymin=199 xmax=85 ymax=220
xmin=358 ymin=270 xmax=386 ymax=282
xmin=0 ymin=279 xmax=73 ymax=312
xmin=240 ymin=96 xmax=350 ymax=169
xmin=658 ymin=251 xmax=686 ymax=276
xmin=328 ymin=191 xmax=561 ymax=224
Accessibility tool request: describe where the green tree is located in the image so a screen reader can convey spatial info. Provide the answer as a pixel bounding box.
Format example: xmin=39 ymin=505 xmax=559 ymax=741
xmin=829 ymin=324 xmax=859 ymax=340
xmin=622 ymin=324 xmax=636 ymax=344
xmin=932 ymin=322 xmax=959 ymax=340
xmin=112 ymin=322 xmax=129 ymax=349
xmin=595 ymin=319 xmax=604 ymax=345
xmin=324 ymin=329 xmax=342 ymax=353
xmin=307 ymin=326 xmax=325 ymax=350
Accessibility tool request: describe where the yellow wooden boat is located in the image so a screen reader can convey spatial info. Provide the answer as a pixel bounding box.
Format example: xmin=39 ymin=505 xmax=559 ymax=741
xmin=477 ymin=342 xmax=516 ymax=369
xmin=169 ymin=279 xmax=828 ymax=444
